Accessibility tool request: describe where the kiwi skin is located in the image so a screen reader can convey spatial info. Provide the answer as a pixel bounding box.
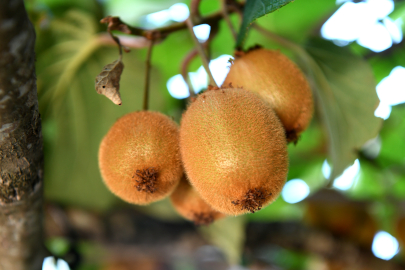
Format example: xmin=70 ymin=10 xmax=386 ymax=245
xmin=180 ymin=87 xmax=288 ymax=216
xmin=170 ymin=176 xmax=226 ymax=225
xmin=99 ymin=111 xmax=183 ymax=205
xmin=223 ymin=48 xmax=314 ymax=142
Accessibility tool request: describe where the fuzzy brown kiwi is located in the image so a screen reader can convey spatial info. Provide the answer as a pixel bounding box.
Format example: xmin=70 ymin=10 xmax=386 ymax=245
xmin=99 ymin=111 xmax=183 ymax=205
xmin=180 ymin=87 xmax=288 ymax=216
xmin=223 ymin=48 xmax=314 ymax=142
xmin=170 ymin=176 xmax=226 ymax=225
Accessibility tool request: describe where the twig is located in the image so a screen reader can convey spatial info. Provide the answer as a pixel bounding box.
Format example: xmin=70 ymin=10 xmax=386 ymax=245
xmin=180 ymin=22 xmax=220 ymax=98
xmin=205 ymin=21 xmax=220 ymax=63
xmin=97 ymin=33 xmax=151 ymax=49
xmin=221 ymin=0 xmax=237 ymax=41
xmin=99 ymin=1 xmax=245 ymax=41
xmin=108 ymin=30 xmax=123 ymax=60
xmin=143 ymin=40 xmax=154 ymax=111
xmin=186 ymin=18 xmax=217 ymax=87
xmin=190 ymin=0 xmax=203 ymax=21
xmin=181 ymin=49 xmax=198 ymax=98
xmin=100 ymin=17 xmax=127 ymax=59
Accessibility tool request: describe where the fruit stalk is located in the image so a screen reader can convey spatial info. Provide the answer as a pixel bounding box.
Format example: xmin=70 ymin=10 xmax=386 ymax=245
xmin=186 ymin=18 xmax=218 ymax=87
xmin=181 ymin=48 xmax=198 ymax=97
xmin=180 ymin=23 xmax=218 ymax=99
xmin=143 ymin=40 xmax=154 ymax=111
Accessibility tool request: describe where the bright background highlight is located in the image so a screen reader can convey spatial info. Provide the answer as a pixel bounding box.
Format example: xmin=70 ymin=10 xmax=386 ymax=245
xmin=42 ymin=257 xmax=70 ymax=270
xmin=167 ymin=55 xmax=232 ymax=99
xmin=281 ymin=179 xmax=310 ymax=204
xmin=321 ymin=0 xmax=401 ymax=52
xmin=372 ymin=231 xmax=399 ymax=260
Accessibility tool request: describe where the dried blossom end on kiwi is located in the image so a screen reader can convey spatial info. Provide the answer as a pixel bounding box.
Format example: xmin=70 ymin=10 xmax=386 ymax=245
xmin=134 ymin=167 xmax=158 ymax=193
xmin=231 ymin=188 xmax=271 ymax=213
xmin=192 ymin=212 xmax=215 ymax=226
xmin=286 ymin=129 xmax=300 ymax=145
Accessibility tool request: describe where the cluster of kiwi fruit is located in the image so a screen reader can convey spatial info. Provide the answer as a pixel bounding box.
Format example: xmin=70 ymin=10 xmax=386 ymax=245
xmin=98 ymin=47 xmax=313 ymax=225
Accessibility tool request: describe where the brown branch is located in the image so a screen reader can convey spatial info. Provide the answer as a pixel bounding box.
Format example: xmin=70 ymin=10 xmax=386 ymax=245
xmin=190 ymin=0 xmax=203 ymax=21
xmin=97 ymin=33 xmax=152 ymax=49
xmin=99 ymin=1 xmax=245 ymax=41
xmin=0 ymin=0 xmax=45 ymax=268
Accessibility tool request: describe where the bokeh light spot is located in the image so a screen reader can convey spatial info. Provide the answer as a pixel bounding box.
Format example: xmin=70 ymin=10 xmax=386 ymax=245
xmin=169 ymin=3 xmax=189 ymax=22
xmin=333 ymin=159 xmax=360 ymax=190
xmin=282 ymin=179 xmax=310 ymax=204
xmin=193 ymin=24 xmax=211 ymax=42
xmin=372 ymin=231 xmax=399 ymax=260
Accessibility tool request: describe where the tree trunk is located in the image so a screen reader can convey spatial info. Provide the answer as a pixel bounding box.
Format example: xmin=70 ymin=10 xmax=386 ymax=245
xmin=0 ymin=0 xmax=44 ymax=269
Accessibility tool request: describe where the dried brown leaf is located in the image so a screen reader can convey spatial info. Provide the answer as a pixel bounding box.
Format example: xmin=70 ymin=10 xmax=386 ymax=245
xmin=95 ymin=59 xmax=124 ymax=105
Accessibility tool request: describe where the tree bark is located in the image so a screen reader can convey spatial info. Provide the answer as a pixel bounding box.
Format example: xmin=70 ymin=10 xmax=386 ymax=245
xmin=0 ymin=0 xmax=44 ymax=269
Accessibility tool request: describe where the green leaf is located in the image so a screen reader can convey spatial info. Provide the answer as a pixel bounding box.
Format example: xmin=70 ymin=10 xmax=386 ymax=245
xmin=304 ymin=38 xmax=383 ymax=182
xmin=236 ymin=0 xmax=294 ymax=48
xmin=378 ymin=105 xmax=405 ymax=166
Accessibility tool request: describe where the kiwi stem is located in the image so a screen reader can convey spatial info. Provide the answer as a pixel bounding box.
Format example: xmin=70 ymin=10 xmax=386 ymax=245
xmin=181 ymin=49 xmax=198 ymax=98
xmin=221 ymin=0 xmax=237 ymax=41
xmin=142 ymin=39 xmax=154 ymax=111
xmin=181 ymin=24 xmax=219 ymax=99
xmin=186 ymin=18 xmax=218 ymax=87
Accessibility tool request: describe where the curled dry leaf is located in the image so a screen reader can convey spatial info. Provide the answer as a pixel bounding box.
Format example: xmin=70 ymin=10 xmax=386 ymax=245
xmin=95 ymin=59 xmax=124 ymax=105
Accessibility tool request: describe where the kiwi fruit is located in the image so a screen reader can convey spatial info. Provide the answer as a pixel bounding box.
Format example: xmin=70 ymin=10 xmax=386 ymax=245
xmin=170 ymin=176 xmax=225 ymax=225
xmin=180 ymin=87 xmax=288 ymax=216
xmin=223 ymin=48 xmax=314 ymax=142
xmin=99 ymin=111 xmax=183 ymax=205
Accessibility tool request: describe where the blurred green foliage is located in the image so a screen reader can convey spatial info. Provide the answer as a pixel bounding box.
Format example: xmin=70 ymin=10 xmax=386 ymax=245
xmin=24 ymin=0 xmax=405 ymax=267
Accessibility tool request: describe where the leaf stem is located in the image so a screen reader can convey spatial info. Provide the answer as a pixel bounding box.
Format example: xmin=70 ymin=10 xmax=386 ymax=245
xmin=107 ymin=29 xmax=123 ymax=60
xmin=252 ymin=24 xmax=302 ymax=53
xmin=143 ymin=40 xmax=154 ymax=111
xmin=186 ymin=18 xmax=217 ymax=87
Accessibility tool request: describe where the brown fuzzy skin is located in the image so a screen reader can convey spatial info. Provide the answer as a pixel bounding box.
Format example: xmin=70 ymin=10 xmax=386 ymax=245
xmin=99 ymin=111 xmax=183 ymax=205
xmin=180 ymin=88 xmax=288 ymax=215
xmin=170 ymin=176 xmax=225 ymax=225
xmin=223 ymin=48 xmax=314 ymax=141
